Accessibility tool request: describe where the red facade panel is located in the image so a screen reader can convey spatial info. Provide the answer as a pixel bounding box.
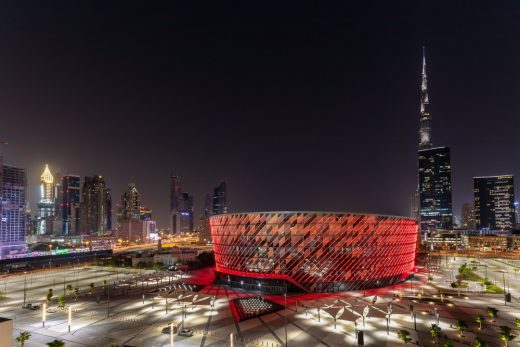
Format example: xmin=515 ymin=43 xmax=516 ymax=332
xmin=210 ymin=212 xmax=417 ymax=293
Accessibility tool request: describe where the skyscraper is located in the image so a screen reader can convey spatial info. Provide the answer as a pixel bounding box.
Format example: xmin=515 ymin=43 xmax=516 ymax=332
xmin=460 ymin=202 xmax=475 ymax=230
xmin=118 ymin=183 xmax=141 ymax=221
xmin=474 ymin=175 xmax=515 ymax=231
xmin=212 ymin=181 xmax=227 ymax=215
xmin=37 ymin=164 xmax=56 ymax=234
xmin=419 ymin=147 xmax=453 ymax=233
xmin=62 ymin=175 xmax=81 ymax=235
xmin=169 ymin=175 xmax=193 ymax=234
xmin=0 ymin=156 xmax=27 ymax=258
xmin=81 ymin=175 xmax=111 ymax=234
xmin=417 ymin=49 xmax=453 ymax=234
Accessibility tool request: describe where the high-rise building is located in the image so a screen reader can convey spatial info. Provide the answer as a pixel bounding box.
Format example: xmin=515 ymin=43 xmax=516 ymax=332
xmin=118 ymin=183 xmax=140 ymax=221
xmin=62 ymin=175 xmax=81 ymax=235
xmin=139 ymin=206 xmax=152 ymax=221
xmin=0 ymin=157 xmax=27 ymax=258
xmin=474 ymin=175 xmax=515 ymax=231
xmin=169 ymin=175 xmax=193 ymax=234
xmin=416 ymin=48 xmax=453 ymax=235
xmin=419 ymin=147 xmax=453 ymax=233
xmin=212 ymin=181 xmax=227 ymax=215
xmin=460 ymin=202 xmax=475 ymax=230
xmin=37 ymin=164 xmax=56 ymax=234
xmin=81 ymin=175 xmax=111 ymax=234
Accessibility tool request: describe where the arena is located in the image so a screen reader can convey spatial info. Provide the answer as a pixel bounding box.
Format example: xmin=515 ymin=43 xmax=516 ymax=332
xmin=210 ymin=211 xmax=417 ymax=293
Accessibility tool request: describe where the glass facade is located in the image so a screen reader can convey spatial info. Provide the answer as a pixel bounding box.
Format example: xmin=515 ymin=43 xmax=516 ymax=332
xmin=474 ymin=175 xmax=515 ymax=231
xmin=0 ymin=163 xmax=27 ymax=258
xmin=62 ymin=175 xmax=81 ymax=235
xmin=419 ymin=146 xmax=453 ymax=233
xmin=210 ymin=211 xmax=417 ymax=293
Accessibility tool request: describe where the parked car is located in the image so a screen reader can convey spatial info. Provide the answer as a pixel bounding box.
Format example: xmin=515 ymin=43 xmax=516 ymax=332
xmin=161 ymin=326 xmax=178 ymax=334
xmin=178 ymin=328 xmax=193 ymax=337
xmin=22 ymin=303 xmax=40 ymax=310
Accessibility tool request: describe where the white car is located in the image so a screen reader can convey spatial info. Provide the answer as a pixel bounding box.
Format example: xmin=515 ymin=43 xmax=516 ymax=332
xmin=178 ymin=328 xmax=193 ymax=337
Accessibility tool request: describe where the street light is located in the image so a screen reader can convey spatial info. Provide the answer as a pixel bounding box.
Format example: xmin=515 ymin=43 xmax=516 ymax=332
xmin=23 ymin=271 xmax=27 ymax=304
xmin=68 ymin=305 xmax=72 ymax=333
xmin=284 ymin=280 xmax=288 ymax=347
xmin=170 ymin=322 xmax=174 ymax=347
xmin=43 ymin=303 xmax=46 ymax=327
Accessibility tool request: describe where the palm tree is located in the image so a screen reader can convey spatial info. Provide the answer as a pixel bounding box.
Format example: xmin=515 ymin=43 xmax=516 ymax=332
xmin=487 ymin=307 xmax=498 ymax=322
xmin=89 ymin=283 xmax=95 ymax=295
xmin=474 ymin=337 xmax=486 ymax=347
xmin=16 ymin=331 xmax=31 ymax=347
xmin=397 ymin=330 xmax=412 ymax=345
xmin=444 ymin=339 xmax=454 ymax=347
xmin=476 ymin=314 xmax=485 ymax=330
xmin=46 ymin=340 xmax=65 ymax=347
xmin=515 ymin=318 xmax=520 ymax=328
xmin=456 ymin=320 xmax=468 ymax=337
xmin=498 ymin=326 xmax=515 ymax=347
xmin=430 ymin=324 xmax=441 ymax=339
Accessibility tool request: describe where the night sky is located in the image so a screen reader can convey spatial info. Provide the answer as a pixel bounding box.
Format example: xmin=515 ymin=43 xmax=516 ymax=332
xmin=1 ymin=2 xmax=519 ymax=228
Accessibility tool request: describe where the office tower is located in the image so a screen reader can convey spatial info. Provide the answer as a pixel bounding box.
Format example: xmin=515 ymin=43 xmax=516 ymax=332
xmin=460 ymin=202 xmax=475 ymax=230
xmin=170 ymin=175 xmax=181 ymax=211
xmin=81 ymin=175 xmax=111 ymax=234
xmin=37 ymin=164 xmax=56 ymax=234
xmin=212 ymin=181 xmax=227 ymax=215
xmin=178 ymin=192 xmax=194 ymax=233
xmin=474 ymin=175 xmax=515 ymax=231
xmin=416 ymin=48 xmax=453 ymax=234
xmin=419 ymin=147 xmax=453 ymax=233
xmin=62 ymin=175 xmax=81 ymax=235
xmin=0 ymin=156 xmax=27 ymax=258
xmin=118 ymin=183 xmax=141 ymax=221
xmin=169 ymin=174 xmax=193 ymax=234
xmin=204 ymin=192 xmax=212 ymax=218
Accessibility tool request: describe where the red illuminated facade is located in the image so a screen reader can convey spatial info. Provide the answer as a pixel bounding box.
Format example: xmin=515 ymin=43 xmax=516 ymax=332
xmin=210 ymin=211 xmax=417 ymax=293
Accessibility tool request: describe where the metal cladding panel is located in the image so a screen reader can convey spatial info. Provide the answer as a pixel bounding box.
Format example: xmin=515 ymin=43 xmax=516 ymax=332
xmin=210 ymin=212 xmax=418 ymax=292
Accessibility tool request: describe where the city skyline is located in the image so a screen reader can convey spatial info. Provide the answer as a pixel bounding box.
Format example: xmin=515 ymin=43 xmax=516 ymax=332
xmin=1 ymin=2 xmax=519 ymax=228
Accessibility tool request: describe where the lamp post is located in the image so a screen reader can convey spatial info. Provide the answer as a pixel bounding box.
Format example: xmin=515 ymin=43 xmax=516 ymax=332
xmin=230 ymin=332 xmax=234 ymax=347
xmin=500 ymin=270 xmax=507 ymax=306
xmin=68 ymin=305 xmax=72 ymax=333
xmin=43 ymin=303 xmax=46 ymax=327
xmin=23 ymin=272 xmax=27 ymax=304
xmin=435 ymin=307 xmax=440 ymax=347
xmin=170 ymin=322 xmax=174 ymax=347
xmin=284 ymin=280 xmax=288 ymax=347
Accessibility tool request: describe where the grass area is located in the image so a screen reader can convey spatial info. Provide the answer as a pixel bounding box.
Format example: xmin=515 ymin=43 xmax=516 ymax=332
xmin=459 ymin=263 xmax=504 ymax=294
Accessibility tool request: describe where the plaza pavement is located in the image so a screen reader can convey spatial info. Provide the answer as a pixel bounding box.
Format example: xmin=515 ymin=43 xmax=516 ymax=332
xmin=0 ymin=262 xmax=519 ymax=346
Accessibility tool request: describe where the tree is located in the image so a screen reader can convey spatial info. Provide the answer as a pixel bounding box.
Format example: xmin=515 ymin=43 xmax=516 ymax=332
xmin=498 ymin=326 xmax=515 ymax=347
xmin=451 ymin=282 xmax=458 ymax=289
xmin=456 ymin=320 xmax=468 ymax=337
xmin=57 ymin=296 xmax=65 ymax=307
xmin=430 ymin=324 xmax=441 ymax=339
xmin=474 ymin=337 xmax=486 ymax=347
xmin=444 ymin=339 xmax=454 ymax=347
xmin=89 ymin=283 xmax=95 ymax=295
xmin=66 ymin=284 xmax=73 ymax=296
xmin=46 ymin=289 xmax=54 ymax=303
xmin=487 ymin=307 xmax=499 ymax=322
xmin=74 ymin=287 xmax=80 ymax=301
xmin=515 ymin=318 xmax=520 ymax=328
xmin=46 ymin=340 xmax=65 ymax=347
xmin=397 ymin=330 xmax=412 ymax=345
xmin=476 ymin=314 xmax=485 ymax=330
xmin=16 ymin=331 xmax=31 ymax=347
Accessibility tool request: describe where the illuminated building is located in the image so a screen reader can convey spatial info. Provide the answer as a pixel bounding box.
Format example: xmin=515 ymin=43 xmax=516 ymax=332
xmin=80 ymin=175 xmax=111 ymax=234
xmin=169 ymin=175 xmax=193 ymax=234
xmin=118 ymin=183 xmax=141 ymax=221
xmin=0 ymin=156 xmax=27 ymax=258
xmin=460 ymin=202 xmax=475 ymax=230
xmin=37 ymin=164 xmax=56 ymax=234
xmin=139 ymin=206 xmax=152 ymax=221
xmin=210 ymin=211 xmax=417 ymax=293
xmin=62 ymin=175 xmax=81 ymax=235
xmin=474 ymin=175 xmax=516 ymax=231
xmin=419 ymin=147 xmax=453 ymax=233
xmin=117 ymin=220 xmax=155 ymax=244
xmin=416 ymin=49 xmax=453 ymax=235
xmin=212 ymin=181 xmax=227 ymax=215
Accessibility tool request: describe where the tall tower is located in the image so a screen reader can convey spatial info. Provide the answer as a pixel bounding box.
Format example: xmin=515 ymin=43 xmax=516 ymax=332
xmin=418 ymin=47 xmax=432 ymax=150
xmin=37 ymin=164 xmax=56 ymax=234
